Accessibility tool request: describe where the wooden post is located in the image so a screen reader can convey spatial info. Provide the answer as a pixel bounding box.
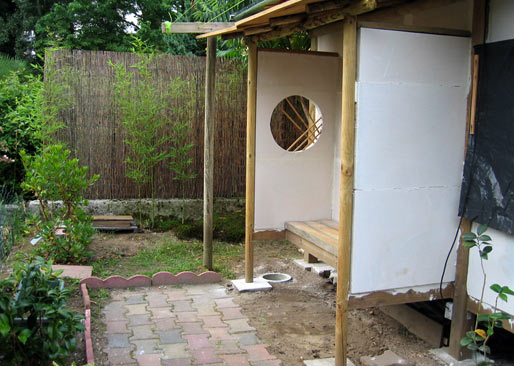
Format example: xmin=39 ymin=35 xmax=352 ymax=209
xmin=335 ymin=16 xmax=357 ymax=366
xmin=245 ymin=40 xmax=258 ymax=283
xmin=449 ymin=0 xmax=486 ymax=358
xmin=203 ymin=37 xmax=217 ymax=269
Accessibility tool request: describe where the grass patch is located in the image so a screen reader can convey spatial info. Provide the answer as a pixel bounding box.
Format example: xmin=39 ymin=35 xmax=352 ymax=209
xmin=155 ymin=210 xmax=245 ymax=243
xmin=92 ymin=238 xmax=243 ymax=279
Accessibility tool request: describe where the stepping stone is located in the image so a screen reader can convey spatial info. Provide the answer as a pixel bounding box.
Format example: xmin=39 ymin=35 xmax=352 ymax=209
xmin=361 ymin=351 xmax=415 ymax=366
xmin=52 ymin=265 xmax=93 ymax=279
xmin=158 ymin=329 xmax=186 ymax=344
xmin=106 ymin=333 xmax=131 ymax=349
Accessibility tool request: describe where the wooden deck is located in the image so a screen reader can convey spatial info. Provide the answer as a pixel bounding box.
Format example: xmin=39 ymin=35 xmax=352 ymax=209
xmin=285 ymin=220 xmax=338 ymax=268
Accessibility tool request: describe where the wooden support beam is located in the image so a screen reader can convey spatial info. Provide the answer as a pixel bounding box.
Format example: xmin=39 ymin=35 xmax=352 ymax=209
xmin=269 ymin=14 xmax=306 ymax=27
xmin=161 ymin=22 xmax=234 ymax=34
xmin=202 ymin=37 xmax=216 ymax=270
xmin=335 ymin=16 xmax=357 ymax=366
xmin=307 ymin=0 xmax=352 ymax=14
xmin=250 ymin=0 xmax=377 ymax=42
xmin=448 ymin=0 xmax=486 ymax=359
xmin=245 ymin=41 xmax=258 ymax=283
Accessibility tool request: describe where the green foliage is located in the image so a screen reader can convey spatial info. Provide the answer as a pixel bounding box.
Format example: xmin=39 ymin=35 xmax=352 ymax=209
xmin=110 ymin=37 xmax=172 ymax=228
xmin=155 ymin=210 xmax=244 ymax=243
xmin=0 ymin=53 xmax=28 ymax=79
xmin=21 ymin=144 xmax=98 ymax=263
xmin=0 ymin=257 xmax=84 ymax=365
xmin=460 ymin=225 xmax=513 ymax=365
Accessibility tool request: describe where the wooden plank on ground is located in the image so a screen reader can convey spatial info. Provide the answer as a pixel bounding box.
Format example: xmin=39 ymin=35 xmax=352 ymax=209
xmin=381 ymin=304 xmax=444 ymax=348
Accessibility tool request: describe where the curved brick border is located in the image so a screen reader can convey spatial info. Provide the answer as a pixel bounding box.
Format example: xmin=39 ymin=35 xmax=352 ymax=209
xmin=80 ymin=271 xmax=221 ymax=288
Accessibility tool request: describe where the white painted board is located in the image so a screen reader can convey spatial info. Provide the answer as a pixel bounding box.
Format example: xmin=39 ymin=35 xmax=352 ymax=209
xmin=350 ymin=29 xmax=470 ymax=293
xmin=254 ymin=50 xmax=341 ymax=231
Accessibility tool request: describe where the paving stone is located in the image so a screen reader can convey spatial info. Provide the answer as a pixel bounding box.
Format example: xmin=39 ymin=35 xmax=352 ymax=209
xmin=105 ymin=310 xmax=128 ymax=322
xmin=128 ymin=314 xmax=153 ymax=326
xmin=236 ymin=332 xmax=261 ymax=346
xmin=104 ymin=347 xmax=135 ymax=364
xmin=242 ymin=345 xmax=276 ymax=362
xmin=126 ymin=304 xmax=148 ymax=316
xmin=206 ymin=327 xmax=236 ymax=341
xmin=191 ymin=348 xmax=223 ymax=364
xmin=111 ymin=291 xmax=125 ymax=301
xmin=135 ymin=354 xmax=162 ymax=366
xmin=191 ymin=295 xmax=215 ymax=306
xmin=156 ymin=318 xmax=179 ymax=330
xmin=162 ymin=358 xmax=192 ymax=366
xmin=107 ymin=333 xmax=131 ymax=349
xmin=104 ymin=301 xmax=125 ymax=313
xmin=125 ymin=294 xmax=146 ymax=305
xmin=361 ymin=350 xmax=415 ymax=366
xmin=220 ymin=354 xmax=250 ymax=366
xmin=199 ymin=315 xmax=227 ymax=328
xmin=179 ymin=322 xmax=209 ymax=335
xmin=158 ymin=329 xmax=186 ymax=344
xmin=177 ymin=312 xmax=199 ymax=322
xmin=130 ymin=325 xmax=158 ymax=340
xmin=184 ymin=334 xmax=213 ymax=350
xmin=186 ymin=284 xmax=222 ymax=296
xmin=250 ymin=360 xmax=282 ymax=366
xmin=151 ymin=307 xmax=175 ymax=319
xmin=106 ymin=321 xmax=130 ymax=334
xmin=164 ymin=288 xmax=189 ymax=301
xmin=214 ymin=340 xmax=244 ymax=355
xmin=132 ymin=339 xmax=162 ymax=355
xmin=161 ymin=343 xmax=191 ymax=359
xmin=52 ymin=264 xmax=92 ymax=279
xmin=220 ymin=307 xmax=245 ymax=321
xmin=209 ymin=288 xmax=230 ymax=299
xmin=171 ymin=300 xmax=195 ymax=312
xmin=215 ymin=298 xmax=238 ymax=309
xmin=193 ymin=305 xmax=218 ymax=316
xmin=148 ymin=293 xmax=170 ymax=308
xmin=226 ymin=319 xmax=255 ymax=334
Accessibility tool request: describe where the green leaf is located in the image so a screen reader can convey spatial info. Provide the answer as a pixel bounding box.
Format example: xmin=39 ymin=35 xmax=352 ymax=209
xmin=0 ymin=313 xmax=11 ymax=337
xmin=477 ymin=224 xmax=488 ymax=235
xmin=490 ymin=312 xmax=510 ymax=320
xmin=467 ymin=343 xmax=479 ymax=351
xmin=463 ymin=241 xmax=476 ymax=248
xmin=478 ymin=344 xmax=491 ymax=354
xmin=487 ymin=326 xmax=494 ymax=336
xmin=499 ymin=293 xmax=508 ymax=302
xmin=462 ymin=232 xmax=477 ymax=241
xmin=502 ymin=286 xmax=514 ymax=296
xmin=478 ymin=235 xmax=492 ymax=242
xmin=490 ymin=284 xmax=502 ymax=293
xmin=17 ymin=328 xmax=32 ymax=344
xmin=460 ymin=336 xmax=473 ymax=346
xmin=482 ymin=246 xmax=492 ymax=254
xmin=477 ymin=314 xmax=490 ymax=323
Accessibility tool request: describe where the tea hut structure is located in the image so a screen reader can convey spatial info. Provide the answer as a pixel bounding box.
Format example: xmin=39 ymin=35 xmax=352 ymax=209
xmin=195 ymin=0 xmax=514 ymax=365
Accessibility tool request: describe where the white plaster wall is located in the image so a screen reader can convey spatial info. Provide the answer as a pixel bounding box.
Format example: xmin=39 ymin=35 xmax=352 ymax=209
xmin=351 ymin=29 xmax=470 ymax=294
xmin=486 ymin=0 xmax=514 ymax=43
xmin=316 ymin=32 xmax=343 ymax=220
xmin=254 ymin=50 xmax=340 ymax=231
xmin=465 ymin=0 xmax=514 ymax=316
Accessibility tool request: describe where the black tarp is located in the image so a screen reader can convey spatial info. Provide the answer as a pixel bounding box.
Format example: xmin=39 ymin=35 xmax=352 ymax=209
xmin=459 ymin=39 xmax=514 ymax=234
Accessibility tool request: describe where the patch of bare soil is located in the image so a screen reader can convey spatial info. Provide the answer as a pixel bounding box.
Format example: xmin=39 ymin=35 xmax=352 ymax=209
xmin=229 ymin=241 xmax=443 ymax=366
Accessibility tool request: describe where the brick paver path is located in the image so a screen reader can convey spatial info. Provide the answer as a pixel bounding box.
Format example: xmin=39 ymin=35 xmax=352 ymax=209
xmin=102 ymin=284 xmax=281 ymax=366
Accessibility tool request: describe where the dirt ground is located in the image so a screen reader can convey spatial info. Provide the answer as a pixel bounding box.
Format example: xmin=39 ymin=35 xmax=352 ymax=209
xmin=82 ymin=232 xmax=445 ymax=366
xmin=228 ymin=243 xmax=443 ymax=366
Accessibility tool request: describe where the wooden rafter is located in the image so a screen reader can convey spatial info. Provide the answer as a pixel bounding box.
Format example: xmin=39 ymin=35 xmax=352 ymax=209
xmin=197 ymin=0 xmax=406 ymax=40
xmin=161 ymin=22 xmax=234 ymax=34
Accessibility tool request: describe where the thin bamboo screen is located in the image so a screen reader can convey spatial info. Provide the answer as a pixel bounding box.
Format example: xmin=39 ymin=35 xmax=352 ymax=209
xmin=49 ymin=49 xmax=247 ymax=199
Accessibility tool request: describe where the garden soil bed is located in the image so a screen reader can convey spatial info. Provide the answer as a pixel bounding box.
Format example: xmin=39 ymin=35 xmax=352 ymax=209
xmin=79 ymin=231 xmax=443 ymax=366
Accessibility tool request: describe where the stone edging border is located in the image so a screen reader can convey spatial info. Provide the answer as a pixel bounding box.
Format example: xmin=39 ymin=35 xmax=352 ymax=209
xmin=78 ymin=271 xmax=222 ymax=364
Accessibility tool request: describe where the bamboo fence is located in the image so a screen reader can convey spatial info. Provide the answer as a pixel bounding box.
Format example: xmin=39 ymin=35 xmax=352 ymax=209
xmin=49 ymin=50 xmax=247 ymax=199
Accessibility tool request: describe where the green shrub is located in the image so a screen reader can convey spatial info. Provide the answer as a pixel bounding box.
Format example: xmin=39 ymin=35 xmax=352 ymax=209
xmin=21 ymin=144 xmax=98 ymax=263
xmin=0 ymin=257 xmax=84 ymax=365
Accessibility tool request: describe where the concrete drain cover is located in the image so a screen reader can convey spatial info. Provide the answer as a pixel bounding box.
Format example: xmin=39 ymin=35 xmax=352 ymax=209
xmin=260 ymin=273 xmax=292 ymax=283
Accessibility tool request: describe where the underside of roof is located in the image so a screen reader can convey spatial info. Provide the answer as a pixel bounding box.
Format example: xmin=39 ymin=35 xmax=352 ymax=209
xmin=197 ymin=0 xmax=412 ymax=42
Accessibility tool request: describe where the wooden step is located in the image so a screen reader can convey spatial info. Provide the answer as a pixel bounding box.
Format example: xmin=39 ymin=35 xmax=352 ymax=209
xmin=285 ymin=220 xmax=339 ymax=257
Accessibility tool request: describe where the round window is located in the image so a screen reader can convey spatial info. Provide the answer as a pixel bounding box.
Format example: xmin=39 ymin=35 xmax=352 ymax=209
xmin=270 ymin=95 xmax=323 ymax=152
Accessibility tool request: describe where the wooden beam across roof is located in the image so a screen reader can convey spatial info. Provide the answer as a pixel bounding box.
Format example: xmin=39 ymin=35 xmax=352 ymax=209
xmin=196 ymin=0 xmax=406 ymax=41
xmin=161 ymin=22 xmax=234 ymax=34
